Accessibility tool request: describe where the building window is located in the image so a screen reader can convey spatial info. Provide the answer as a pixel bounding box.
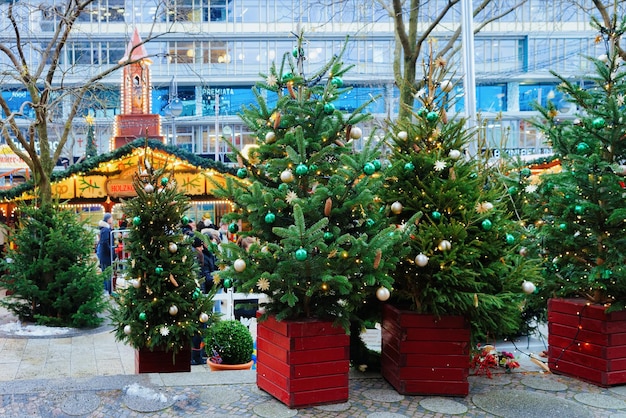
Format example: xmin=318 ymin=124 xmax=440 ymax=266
xmin=168 ymin=42 xmax=196 ymax=64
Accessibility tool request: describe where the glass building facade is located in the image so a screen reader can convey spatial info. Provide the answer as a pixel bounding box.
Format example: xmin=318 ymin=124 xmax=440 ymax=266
xmin=0 ymin=0 xmax=616 ymax=162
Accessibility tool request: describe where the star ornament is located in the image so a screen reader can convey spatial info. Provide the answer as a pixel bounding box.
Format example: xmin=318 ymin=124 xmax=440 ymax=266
xmin=525 ymin=184 xmax=538 ymax=193
xmin=475 ymin=201 xmax=494 ymax=214
xmin=212 ymin=274 xmax=222 ymax=285
xmin=286 ymin=191 xmax=298 ymax=204
xmin=434 ymin=160 xmax=447 ymax=171
xmin=159 ymin=326 xmax=170 ymax=336
xmin=256 ymin=277 xmax=270 ymax=291
xmin=618 ymin=95 xmax=625 ymax=106
xmin=266 ymin=74 xmax=278 ymax=87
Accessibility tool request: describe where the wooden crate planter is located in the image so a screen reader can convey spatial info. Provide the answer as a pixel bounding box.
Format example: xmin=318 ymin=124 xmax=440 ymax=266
xmin=381 ymin=304 xmax=471 ymax=396
xmin=548 ymin=298 xmax=626 ymax=386
xmin=256 ymin=314 xmax=350 ymax=408
xmin=135 ymin=346 xmax=191 ymax=374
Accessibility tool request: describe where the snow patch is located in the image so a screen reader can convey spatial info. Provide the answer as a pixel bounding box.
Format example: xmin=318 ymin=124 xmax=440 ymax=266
xmin=0 ymin=320 xmax=75 ymax=336
xmin=124 ymin=383 xmax=168 ymax=403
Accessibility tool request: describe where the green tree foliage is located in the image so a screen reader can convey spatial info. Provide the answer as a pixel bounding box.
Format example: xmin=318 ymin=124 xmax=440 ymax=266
xmin=85 ymin=120 xmax=97 ymax=159
xmin=205 ymin=320 xmax=254 ymax=365
xmin=381 ymin=57 xmax=542 ymax=341
xmin=109 ymin=145 xmax=216 ymax=354
xmin=527 ymin=16 xmax=626 ymax=312
xmin=0 ymin=203 xmax=106 ymax=328
xmin=212 ymin=34 xmax=412 ymax=332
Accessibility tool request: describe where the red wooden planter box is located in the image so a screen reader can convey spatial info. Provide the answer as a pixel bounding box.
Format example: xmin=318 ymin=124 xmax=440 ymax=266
xmin=256 ymin=313 xmax=350 ymax=408
xmin=135 ymin=346 xmax=191 ymax=374
xmin=548 ymin=298 xmax=626 ymax=387
xmin=381 ymin=304 xmax=470 ymax=396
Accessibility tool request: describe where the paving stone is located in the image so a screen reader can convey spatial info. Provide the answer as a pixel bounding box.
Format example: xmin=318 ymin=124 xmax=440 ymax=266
xmin=469 ymin=373 xmax=512 ymax=386
xmin=574 ymin=393 xmax=626 ymax=409
xmin=420 ymin=397 xmax=468 ymax=415
xmin=367 ymin=413 xmax=409 ymax=418
xmin=472 ymin=389 xmax=593 ymax=418
xmin=362 ymin=388 xmax=405 ymax=402
xmin=252 ymin=400 xmax=298 ymax=417
xmin=196 ymin=386 xmax=242 ymax=404
xmin=521 ymin=375 xmax=568 ymax=391
xmin=60 ymin=391 xmax=100 ymax=415
xmin=610 ymin=386 xmax=626 ymax=397
xmin=315 ymin=401 xmax=351 ymax=412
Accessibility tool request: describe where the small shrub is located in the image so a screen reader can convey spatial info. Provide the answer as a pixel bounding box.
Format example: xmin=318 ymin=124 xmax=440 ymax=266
xmin=205 ymin=319 xmax=253 ymax=365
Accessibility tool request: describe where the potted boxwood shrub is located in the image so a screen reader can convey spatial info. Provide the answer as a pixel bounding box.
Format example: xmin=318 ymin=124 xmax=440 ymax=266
xmin=379 ymin=56 xmax=542 ymax=396
xmin=210 ymin=33 xmax=411 ymax=408
xmin=206 ymin=319 xmax=254 ymax=370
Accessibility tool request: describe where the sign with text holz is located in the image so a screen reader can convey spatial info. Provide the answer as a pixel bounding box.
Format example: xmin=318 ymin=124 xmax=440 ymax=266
xmin=106 ymin=178 xmax=137 ymax=198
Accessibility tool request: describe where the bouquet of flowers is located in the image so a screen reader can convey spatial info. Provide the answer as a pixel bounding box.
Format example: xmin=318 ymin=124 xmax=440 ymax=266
xmin=471 ymin=344 xmax=520 ymax=378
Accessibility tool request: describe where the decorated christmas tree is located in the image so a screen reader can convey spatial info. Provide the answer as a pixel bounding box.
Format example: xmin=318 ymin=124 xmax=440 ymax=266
xmin=212 ymin=34 xmax=411 ymax=331
xmin=85 ymin=115 xmax=97 ymax=159
xmin=381 ymin=52 xmax=542 ymax=341
xmin=528 ymin=17 xmax=626 ymax=312
xmin=109 ymin=144 xmax=215 ymax=355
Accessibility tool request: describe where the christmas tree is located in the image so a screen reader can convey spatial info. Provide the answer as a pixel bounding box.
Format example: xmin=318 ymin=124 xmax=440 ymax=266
xmin=212 ymin=33 xmax=410 ymax=331
xmin=109 ymin=144 xmax=215 ymax=355
xmin=528 ymin=17 xmax=626 ymax=312
xmin=85 ymin=115 xmax=97 ymax=159
xmin=0 ymin=203 xmax=106 ymax=328
xmin=381 ymin=51 xmax=542 ymax=341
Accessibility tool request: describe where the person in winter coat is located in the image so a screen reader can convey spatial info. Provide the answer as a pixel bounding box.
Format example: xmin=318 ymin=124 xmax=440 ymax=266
xmin=96 ymin=213 xmax=114 ymax=294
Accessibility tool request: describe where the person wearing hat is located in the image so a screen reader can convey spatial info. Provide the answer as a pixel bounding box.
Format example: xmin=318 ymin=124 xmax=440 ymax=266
xmin=96 ymin=213 xmax=114 ymax=294
xmin=197 ymin=213 xmax=216 ymax=231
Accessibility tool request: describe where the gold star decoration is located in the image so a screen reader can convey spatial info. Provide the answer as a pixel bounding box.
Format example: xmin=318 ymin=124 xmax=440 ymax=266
xmin=256 ymin=277 xmax=270 ymax=292
xmin=212 ymin=274 xmax=222 ymax=285
xmin=475 ymin=201 xmax=494 ymax=214
xmin=286 ymin=191 xmax=298 ymax=204
xmin=266 ymin=74 xmax=278 ymax=87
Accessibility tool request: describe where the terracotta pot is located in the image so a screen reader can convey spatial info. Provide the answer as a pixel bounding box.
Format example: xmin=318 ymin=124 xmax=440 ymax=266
xmin=548 ymin=298 xmax=626 ymax=387
xmin=208 ymin=359 xmax=254 ymax=371
xmin=381 ymin=304 xmax=471 ymax=396
xmin=256 ymin=312 xmax=350 ymax=408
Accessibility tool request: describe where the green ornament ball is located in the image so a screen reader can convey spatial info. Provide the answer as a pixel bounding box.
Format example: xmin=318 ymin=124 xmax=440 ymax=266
xmin=323 ymin=103 xmax=335 ymax=114
xmin=508 ymin=186 xmax=518 ymax=195
xmin=282 ymin=72 xmax=294 ymax=82
xmin=292 ymin=48 xmax=299 ymax=58
xmin=417 ymin=108 xmax=427 ymax=117
xmin=520 ymin=168 xmax=531 ymax=177
xmin=181 ymin=215 xmax=189 ymax=224
xmin=372 ymin=160 xmax=382 ymax=171
xmin=264 ymin=212 xmax=276 ymax=224
xmin=138 ymin=312 xmax=147 ymax=321
xmin=576 ymin=142 xmax=590 ymax=154
xmin=574 ymin=205 xmax=584 ymax=215
xmin=331 ymin=77 xmax=344 ymax=87
xmin=505 ymin=233 xmax=515 ymax=244
xmin=323 ymin=231 xmax=334 ymax=242
xmin=602 ymin=269 xmax=613 ymax=279
xmin=309 ymin=164 xmax=318 ymax=172
xmin=363 ymin=162 xmax=376 ymax=175
xmin=592 ymin=117 xmax=605 ymax=129
xmin=426 ymin=111 xmax=439 ymax=122
xmin=155 ymin=266 xmax=164 ymax=275
xmin=160 ymin=177 xmax=169 ymax=186
xmin=236 ymin=168 xmax=248 ymax=178
xmin=469 ymin=172 xmax=478 ymax=179
xmin=228 ymin=222 xmax=239 ymax=234
xmin=404 ymin=162 xmax=415 ymax=171
xmin=295 ymin=248 xmax=308 ymax=261
xmin=431 ymin=211 xmax=442 ymax=220
xmin=366 ymin=218 xmax=375 ymax=227
xmin=193 ymin=289 xmax=201 ymax=299
xmin=559 ymin=223 xmax=567 ymax=230
xmin=132 ymin=216 xmax=141 ymax=226
xmin=278 ymin=183 xmax=289 ymax=192
xmin=481 ymin=219 xmax=493 ymax=231
xmin=223 ymin=278 xmax=233 ymax=289
xmin=295 ymin=163 xmax=309 ymax=175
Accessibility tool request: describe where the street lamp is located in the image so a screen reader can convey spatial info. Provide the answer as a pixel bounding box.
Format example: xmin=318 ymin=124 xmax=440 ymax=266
xmin=168 ymin=76 xmax=183 ymax=146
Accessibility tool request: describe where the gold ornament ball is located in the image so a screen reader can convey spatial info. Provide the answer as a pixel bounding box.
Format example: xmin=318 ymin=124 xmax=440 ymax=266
xmin=168 ymin=242 xmax=178 ymax=253
xmin=265 ymin=131 xmax=276 ymax=143
xmin=522 ymin=281 xmax=536 ymax=294
xmin=123 ymin=325 xmax=131 ymax=335
xmin=144 ymin=183 xmax=154 ymax=193
xmin=234 ymin=258 xmax=247 ymax=272
xmin=350 ymin=126 xmax=363 ymax=140
xmin=199 ymin=313 xmax=209 ymax=323
xmin=438 ymin=240 xmax=452 ymax=251
xmin=280 ymin=169 xmax=294 ymax=183
xmin=397 ymin=131 xmax=408 ymax=141
xmin=415 ymin=253 xmax=429 ymax=267
xmin=168 ymin=305 xmax=179 ymax=316
xmin=376 ymin=286 xmax=391 ymax=301
xmin=440 ymin=80 xmax=454 ymax=93
xmin=130 ymin=279 xmax=141 ymax=289
xmin=391 ymin=201 xmax=403 ymax=215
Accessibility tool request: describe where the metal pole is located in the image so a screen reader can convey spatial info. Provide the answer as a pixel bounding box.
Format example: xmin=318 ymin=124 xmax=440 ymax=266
xmin=214 ymin=94 xmax=220 ymax=162
xmin=461 ymin=0 xmax=477 ymax=152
